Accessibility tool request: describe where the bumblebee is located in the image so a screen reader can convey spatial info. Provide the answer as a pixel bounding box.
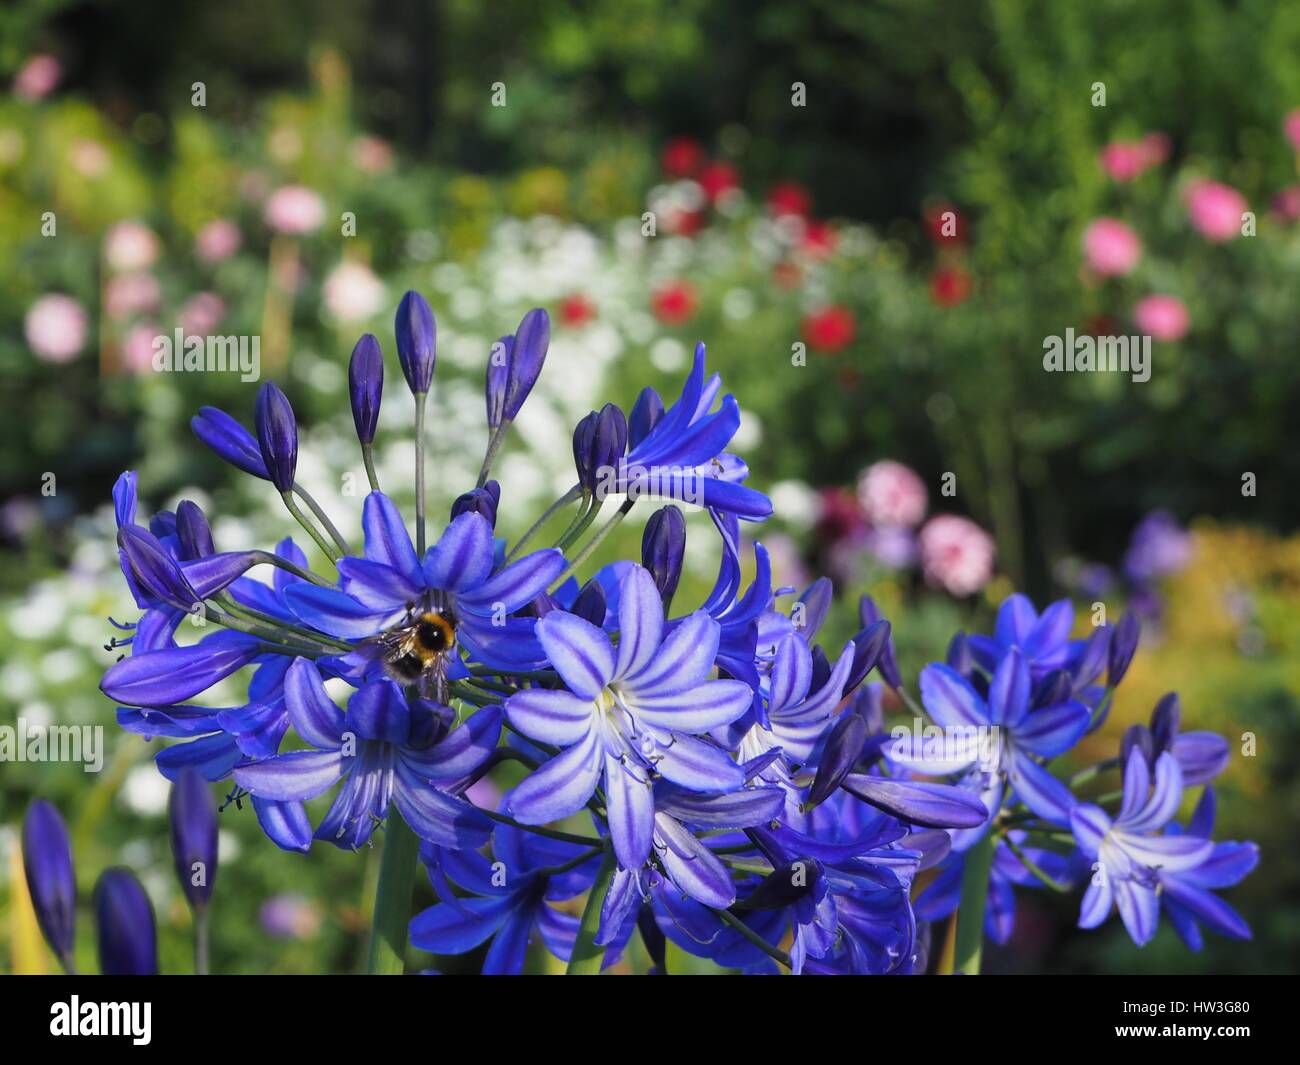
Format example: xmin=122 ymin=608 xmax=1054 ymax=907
xmin=364 ymin=609 xmax=458 ymax=699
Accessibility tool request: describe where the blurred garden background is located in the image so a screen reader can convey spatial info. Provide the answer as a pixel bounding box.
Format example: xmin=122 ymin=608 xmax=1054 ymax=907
xmin=2 ymin=0 xmax=1299 ymax=974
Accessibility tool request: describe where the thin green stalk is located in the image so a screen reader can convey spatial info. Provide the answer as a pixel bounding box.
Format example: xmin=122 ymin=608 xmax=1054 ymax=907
xmin=892 ymin=685 xmax=925 ymax=717
xmin=252 ymin=549 xmax=334 ymax=588
xmin=414 ymin=391 xmax=429 ymax=555
xmin=194 ymin=906 xmax=211 ymax=975
xmin=953 ymin=829 xmax=996 ymax=975
xmin=999 ymin=831 xmax=1072 ymax=893
xmin=361 ymin=444 xmax=381 ymax=494
xmin=507 ymin=484 xmax=582 ymax=562
xmin=1068 ymin=756 xmax=1118 ymax=787
xmin=550 ymin=497 xmax=636 ymax=591
xmin=478 ymin=806 xmax=603 ymax=848
xmin=712 ymin=908 xmax=791 ymax=970
xmin=293 ymin=483 xmax=352 ymax=556
xmin=555 ymin=494 xmax=600 ymax=551
xmin=367 ymin=814 xmax=420 ymax=974
xmin=477 ymin=421 xmax=508 ymax=488
xmin=213 ymin=594 xmax=350 ymax=651
xmin=567 ymin=849 xmax=617 ymax=974
xmin=282 ymin=492 xmax=341 ymax=564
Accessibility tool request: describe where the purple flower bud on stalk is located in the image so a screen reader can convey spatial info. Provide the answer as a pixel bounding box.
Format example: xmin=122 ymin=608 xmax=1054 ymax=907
xmin=118 ymin=525 xmax=200 ymax=611
xmin=1108 ymin=612 xmax=1141 ymax=686
xmin=570 ymin=580 xmax=608 ymax=627
xmin=1032 ymin=668 xmax=1073 ymax=710
xmin=573 ymin=403 xmax=627 ymax=496
xmin=808 ymin=710 xmax=870 ymax=808
xmin=859 ymin=595 xmax=902 ymax=689
xmin=641 ymin=505 xmax=686 ymax=609
xmin=1150 ymin=692 xmax=1181 ymax=753
xmin=945 ymin=631 xmax=973 ymax=676
xmin=175 ymin=500 xmax=215 ymax=560
xmin=735 ymin=859 xmax=822 ymax=911
xmin=501 ymin=308 xmax=549 ymax=422
xmin=192 ymin=406 xmax=270 ymax=479
xmin=1073 ymin=625 xmax=1111 ymax=691
xmin=1122 ymin=723 xmax=1155 ymax=770
xmin=94 ymin=868 xmax=158 ymax=975
xmin=21 ymin=801 xmax=76 ymax=967
xmin=348 ymin=333 xmax=384 ymax=446
xmin=254 ymin=382 xmax=298 ymax=493
xmin=628 ymin=387 xmax=665 ymax=449
xmin=451 ymin=481 xmax=501 ymax=528
xmin=169 ymin=767 xmax=218 ymax=910
xmin=395 ymin=290 xmax=436 ymax=394
xmin=485 ymin=336 xmax=511 ymax=429
xmin=845 ymin=619 xmax=891 ymax=694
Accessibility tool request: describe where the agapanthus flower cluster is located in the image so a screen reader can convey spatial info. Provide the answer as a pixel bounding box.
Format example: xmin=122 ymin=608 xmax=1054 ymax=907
xmin=91 ymin=292 xmax=1255 ymax=974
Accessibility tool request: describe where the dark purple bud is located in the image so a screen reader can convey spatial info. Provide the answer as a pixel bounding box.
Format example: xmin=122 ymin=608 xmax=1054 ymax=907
xmin=851 ymin=683 xmax=885 ymax=734
xmin=502 ymin=308 xmax=549 ymax=421
xmin=573 ymin=403 xmax=627 ymax=496
xmin=797 ymin=578 xmax=833 ymax=641
xmin=1150 ymin=692 xmax=1181 ymax=754
xmin=254 ymin=381 xmax=298 ymax=493
xmin=1072 ymin=625 xmax=1111 ymax=691
xmin=150 ymin=510 xmax=177 ymax=539
xmin=169 ymin=767 xmax=218 ymax=910
xmin=175 ymin=500 xmax=215 ymax=560
xmin=395 ymin=290 xmax=436 ymax=394
xmin=570 ymin=581 xmax=608 ymax=627
xmin=945 ymin=631 xmax=973 ymax=676
xmin=734 ymin=858 xmax=822 ymax=911
xmin=118 ymin=525 xmax=199 ymax=611
xmin=1107 ymin=612 xmax=1141 ymax=686
xmin=21 ymin=801 xmax=76 ymax=966
xmin=451 ymin=481 xmax=500 ymax=528
xmin=809 ymin=645 xmax=832 ymax=691
xmin=1032 ymin=668 xmax=1073 ymax=710
xmin=94 ymin=868 xmax=157 ymax=975
xmin=859 ymin=595 xmax=902 ymax=688
xmin=192 ymin=406 xmax=270 ymax=479
xmin=636 ymin=906 xmax=666 ymax=973
xmin=808 ymin=711 xmax=869 ymax=808
xmin=485 ymin=336 xmax=511 ymax=429
xmin=846 ymin=619 xmax=891 ymax=693
xmin=628 ymin=387 xmax=665 ymax=449
xmin=348 ymin=333 xmax=384 ymax=445
xmin=1121 ymin=723 xmax=1155 ymax=770
xmin=642 ymin=505 xmax=686 ymax=610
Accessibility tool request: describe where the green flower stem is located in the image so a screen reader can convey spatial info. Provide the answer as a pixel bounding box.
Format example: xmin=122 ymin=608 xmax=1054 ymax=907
xmin=1068 ymin=755 xmax=1119 ymax=787
xmin=550 ymin=497 xmax=636 ymax=592
xmin=361 ymin=443 xmax=381 ymax=494
xmin=567 ymin=849 xmax=617 ymax=974
xmin=892 ymin=684 xmax=925 ymax=717
xmin=478 ymin=806 xmax=604 ymax=848
xmin=366 ymin=813 xmax=420 ymax=975
xmin=999 ymin=831 xmax=1072 ymax=893
xmin=213 ymin=594 xmax=351 ymax=651
xmin=477 ymin=421 xmax=508 ymax=488
xmin=282 ymin=492 xmax=341 ymax=564
xmin=205 ymin=604 xmax=328 ymax=656
xmin=953 ymin=829 xmax=997 ymax=975
xmin=194 ymin=906 xmax=211 ymax=975
xmin=711 ymin=907 xmax=791 ymax=970
xmin=414 ymin=391 xmax=429 ymax=555
xmin=252 ymin=549 xmax=334 ymax=588
xmin=506 ymin=484 xmax=582 ymax=562
xmin=293 ymin=483 xmax=352 ymax=556
xmin=555 ymin=494 xmax=600 ymax=551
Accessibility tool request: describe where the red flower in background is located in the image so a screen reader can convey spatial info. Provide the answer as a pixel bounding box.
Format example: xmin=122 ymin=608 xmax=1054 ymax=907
xmin=667 ymin=208 xmax=706 ymax=236
xmin=652 ymin=280 xmax=697 ymax=325
xmin=802 ymin=220 xmax=838 ymax=259
xmin=772 ymin=261 xmax=803 ymax=289
xmin=925 ymin=202 xmax=965 ymax=243
xmin=661 ymin=137 xmax=705 ymax=178
xmin=768 ymin=181 xmax=812 ymax=219
xmin=929 ymin=265 xmax=972 ymax=307
xmin=698 ymin=161 xmax=740 ymax=203
xmin=814 ymin=487 xmax=866 ymax=543
xmin=560 ymin=294 xmax=596 ymax=327
xmin=804 ymin=306 xmax=855 ymax=352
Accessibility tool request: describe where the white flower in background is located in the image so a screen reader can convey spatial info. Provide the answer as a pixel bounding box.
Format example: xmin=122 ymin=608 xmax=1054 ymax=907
xmin=323 ymin=260 xmax=386 ymax=323
xmin=104 ymin=221 xmax=161 ymax=273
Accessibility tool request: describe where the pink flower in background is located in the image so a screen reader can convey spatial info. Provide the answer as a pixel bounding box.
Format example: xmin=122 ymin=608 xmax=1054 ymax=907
xmin=1082 ymin=218 xmax=1141 ymax=277
xmin=195 ymin=219 xmax=241 ymax=263
xmin=1184 ymin=179 xmax=1246 ymax=242
xmin=122 ymin=323 xmax=159 ymax=372
xmin=1099 ymin=141 xmax=1146 ymax=182
xmin=14 ymin=55 xmax=62 ymax=100
xmin=323 ymin=261 xmax=386 ymax=322
xmin=1272 ymin=185 xmax=1300 ymax=222
xmin=264 ymin=185 xmax=325 ymax=234
xmin=259 ymin=895 xmax=321 ymax=940
xmin=104 ymin=221 xmax=160 ymax=272
xmin=351 ymin=135 xmax=394 ymax=174
xmin=105 ymin=273 xmax=161 ymax=320
xmin=25 ymin=295 xmax=87 ymax=363
xmin=919 ymin=515 xmax=995 ymax=597
xmin=180 ymin=292 xmax=226 ymax=335
xmin=69 ymin=139 xmax=110 ymax=177
xmin=1141 ymin=131 xmax=1171 ymax=166
xmin=1134 ymin=294 xmax=1189 ymax=342
xmin=857 ymin=460 xmax=927 ymax=528
xmin=1285 ymin=109 xmax=1300 ymax=152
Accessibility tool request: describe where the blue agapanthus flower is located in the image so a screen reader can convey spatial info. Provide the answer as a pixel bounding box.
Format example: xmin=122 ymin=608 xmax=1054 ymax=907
xmin=96 ymin=291 xmax=1255 ymax=976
